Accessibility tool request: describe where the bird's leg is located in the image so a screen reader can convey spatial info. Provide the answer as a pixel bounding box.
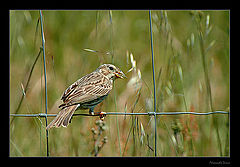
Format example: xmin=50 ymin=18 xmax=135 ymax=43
xmin=69 ymin=117 xmax=73 ymax=123
xmin=89 ymin=108 xmax=95 ymax=115
xmin=90 ymin=110 xmax=106 ymax=120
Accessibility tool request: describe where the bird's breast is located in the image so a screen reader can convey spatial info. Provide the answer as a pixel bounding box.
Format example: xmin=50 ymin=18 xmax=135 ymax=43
xmin=79 ymin=94 xmax=109 ymax=109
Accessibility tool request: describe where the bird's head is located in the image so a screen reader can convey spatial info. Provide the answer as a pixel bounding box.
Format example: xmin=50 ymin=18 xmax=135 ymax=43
xmin=97 ymin=64 xmax=126 ymax=80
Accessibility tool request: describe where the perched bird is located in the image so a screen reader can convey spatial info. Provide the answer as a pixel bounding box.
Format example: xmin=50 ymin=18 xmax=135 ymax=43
xmin=46 ymin=64 xmax=126 ymax=129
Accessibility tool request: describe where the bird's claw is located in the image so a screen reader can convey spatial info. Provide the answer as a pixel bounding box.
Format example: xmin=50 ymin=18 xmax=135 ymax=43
xmin=89 ymin=110 xmax=94 ymax=115
xmin=99 ymin=111 xmax=106 ymax=120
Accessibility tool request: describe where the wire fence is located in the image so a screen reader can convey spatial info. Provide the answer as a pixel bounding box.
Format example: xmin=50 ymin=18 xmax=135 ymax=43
xmin=10 ymin=110 xmax=229 ymax=157
xmin=10 ymin=10 xmax=229 ymax=157
xmin=10 ymin=110 xmax=229 ymax=118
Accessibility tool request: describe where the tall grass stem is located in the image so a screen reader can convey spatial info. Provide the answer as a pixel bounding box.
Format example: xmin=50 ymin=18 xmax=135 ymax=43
xmin=196 ymin=13 xmax=222 ymax=156
xmin=11 ymin=48 xmax=42 ymax=125
xmin=108 ymin=10 xmax=121 ymax=156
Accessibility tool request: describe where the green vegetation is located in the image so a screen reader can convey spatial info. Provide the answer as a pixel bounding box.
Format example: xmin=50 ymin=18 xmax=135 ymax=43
xmin=10 ymin=10 xmax=229 ymax=157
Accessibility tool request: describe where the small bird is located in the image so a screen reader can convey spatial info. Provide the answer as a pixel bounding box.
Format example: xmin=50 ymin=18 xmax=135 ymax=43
xmin=46 ymin=64 xmax=126 ymax=129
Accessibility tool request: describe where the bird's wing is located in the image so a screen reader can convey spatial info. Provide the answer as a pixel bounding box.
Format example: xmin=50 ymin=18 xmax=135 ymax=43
xmin=61 ymin=72 xmax=99 ymax=102
xmin=60 ymin=72 xmax=112 ymax=106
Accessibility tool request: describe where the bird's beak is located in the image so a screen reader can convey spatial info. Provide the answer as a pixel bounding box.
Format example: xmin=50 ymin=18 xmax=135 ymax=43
xmin=115 ymin=71 xmax=127 ymax=79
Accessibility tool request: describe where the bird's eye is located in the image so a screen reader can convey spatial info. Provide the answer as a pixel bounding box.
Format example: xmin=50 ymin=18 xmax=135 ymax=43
xmin=109 ymin=66 xmax=114 ymax=71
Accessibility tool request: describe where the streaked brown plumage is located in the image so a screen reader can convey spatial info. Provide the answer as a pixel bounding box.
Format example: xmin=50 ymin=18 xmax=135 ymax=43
xmin=46 ymin=64 xmax=126 ymax=129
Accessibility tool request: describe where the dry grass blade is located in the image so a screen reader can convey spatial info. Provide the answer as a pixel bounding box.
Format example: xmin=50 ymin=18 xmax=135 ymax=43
xmin=193 ymin=11 xmax=222 ymax=156
xmin=11 ymin=48 xmax=42 ymax=125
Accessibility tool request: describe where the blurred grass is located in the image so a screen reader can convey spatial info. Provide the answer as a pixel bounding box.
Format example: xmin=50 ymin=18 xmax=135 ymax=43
xmin=10 ymin=10 xmax=229 ymax=157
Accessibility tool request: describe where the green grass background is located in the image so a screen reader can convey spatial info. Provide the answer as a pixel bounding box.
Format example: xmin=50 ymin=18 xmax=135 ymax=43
xmin=10 ymin=10 xmax=229 ymax=157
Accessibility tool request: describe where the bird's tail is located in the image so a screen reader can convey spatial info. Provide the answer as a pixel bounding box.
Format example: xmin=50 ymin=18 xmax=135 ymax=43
xmin=46 ymin=104 xmax=79 ymax=130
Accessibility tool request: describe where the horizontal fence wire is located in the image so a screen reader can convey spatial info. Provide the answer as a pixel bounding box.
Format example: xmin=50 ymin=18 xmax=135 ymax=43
xmin=10 ymin=111 xmax=229 ymax=118
xmin=10 ymin=110 xmax=229 ymax=157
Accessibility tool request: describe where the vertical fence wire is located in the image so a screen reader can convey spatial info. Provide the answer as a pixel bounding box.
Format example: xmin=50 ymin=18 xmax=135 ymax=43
xmin=149 ymin=10 xmax=158 ymax=157
xmin=39 ymin=10 xmax=49 ymax=157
